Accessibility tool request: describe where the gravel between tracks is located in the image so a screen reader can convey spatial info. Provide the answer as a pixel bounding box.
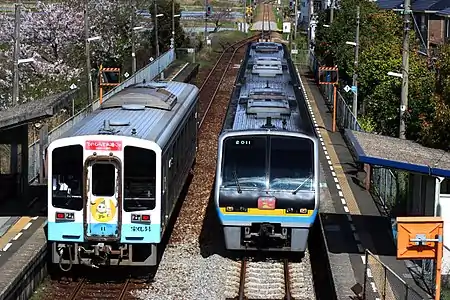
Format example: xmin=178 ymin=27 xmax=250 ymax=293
xmin=132 ymin=46 xmax=247 ymax=300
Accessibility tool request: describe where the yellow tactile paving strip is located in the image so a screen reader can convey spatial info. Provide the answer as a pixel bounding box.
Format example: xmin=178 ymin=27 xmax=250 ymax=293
xmin=0 ymin=216 xmax=38 ymax=253
xmin=296 ymin=67 xmax=396 ymax=300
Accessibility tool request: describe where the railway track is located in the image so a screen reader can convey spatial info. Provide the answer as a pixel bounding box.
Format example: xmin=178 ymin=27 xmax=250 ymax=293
xmin=42 ymin=34 xmax=261 ymax=300
xmin=169 ymin=33 xmax=259 ymax=245
xmin=225 ymin=253 xmax=314 ymax=300
xmin=197 ymin=34 xmax=259 ymax=126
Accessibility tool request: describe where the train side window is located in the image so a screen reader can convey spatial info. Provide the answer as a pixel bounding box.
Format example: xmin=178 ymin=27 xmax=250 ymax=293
xmin=51 ymin=145 xmax=83 ymax=210
xmin=124 ymin=146 xmax=156 ymax=211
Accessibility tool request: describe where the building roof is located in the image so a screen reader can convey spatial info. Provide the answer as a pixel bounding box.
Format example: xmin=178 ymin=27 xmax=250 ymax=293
xmin=0 ymin=90 xmax=77 ymax=131
xmin=375 ymin=0 xmax=450 ymax=12
xmin=375 ymin=0 xmax=404 ymax=10
xmin=345 ymin=129 xmax=450 ymax=178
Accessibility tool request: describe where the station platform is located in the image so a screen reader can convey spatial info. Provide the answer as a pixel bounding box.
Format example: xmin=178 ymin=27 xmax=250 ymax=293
xmin=297 ymin=66 xmax=433 ymax=299
xmin=0 ymin=61 xmax=200 ymax=300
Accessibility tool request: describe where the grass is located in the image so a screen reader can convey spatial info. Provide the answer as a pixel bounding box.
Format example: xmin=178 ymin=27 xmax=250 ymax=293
xmin=195 ymin=30 xmax=249 ymax=68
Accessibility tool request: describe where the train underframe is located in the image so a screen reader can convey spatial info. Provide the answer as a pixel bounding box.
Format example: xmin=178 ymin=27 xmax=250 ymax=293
xmin=51 ymin=241 xmax=157 ymax=271
xmin=223 ymin=223 xmax=310 ymax=252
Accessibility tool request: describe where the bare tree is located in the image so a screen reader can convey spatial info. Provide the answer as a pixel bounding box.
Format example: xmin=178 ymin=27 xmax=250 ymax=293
xmin=210 ymin=5 xmax=232 ymax=33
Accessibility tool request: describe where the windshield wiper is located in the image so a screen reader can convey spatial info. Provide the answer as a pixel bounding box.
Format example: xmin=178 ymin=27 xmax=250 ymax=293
xmin=292 ymin=175 xmax=313 ymax=195
xmin=233 ymin=171 xmax=242 ymax=194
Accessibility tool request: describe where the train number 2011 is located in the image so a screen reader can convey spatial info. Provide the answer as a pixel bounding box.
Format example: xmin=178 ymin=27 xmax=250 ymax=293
xmin=131 ymin=226 xmax=151 ymax=232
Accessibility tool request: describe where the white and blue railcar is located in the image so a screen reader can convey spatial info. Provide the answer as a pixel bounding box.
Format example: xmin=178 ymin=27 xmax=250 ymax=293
xmin=47 ymin=81 xmax=198 ymax=269
xmin=214 ymin=42 xmax=319 ymax=252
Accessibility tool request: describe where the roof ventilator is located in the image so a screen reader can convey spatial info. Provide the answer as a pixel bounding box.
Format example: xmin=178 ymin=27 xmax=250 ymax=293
xmin=99 ymin=120 xmax=120 ymax=135
xmin=102 ymin=81 xmax=177 ymax=111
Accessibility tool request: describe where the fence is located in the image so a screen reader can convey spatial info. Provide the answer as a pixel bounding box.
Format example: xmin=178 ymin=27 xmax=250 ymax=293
xmin=307 ymin=51 xmax=433 ymax=299
xmin=307 ymin=50 xmax=402 ymax=214
xmin=27 ymin=48 xmax=176 ymax=182
xmin=364 ymin=250 xmax=425 ymax=300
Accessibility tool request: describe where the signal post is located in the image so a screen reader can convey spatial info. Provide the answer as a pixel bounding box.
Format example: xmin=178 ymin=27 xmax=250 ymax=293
xmin=318 ymin=66 xmax=339 ymax=132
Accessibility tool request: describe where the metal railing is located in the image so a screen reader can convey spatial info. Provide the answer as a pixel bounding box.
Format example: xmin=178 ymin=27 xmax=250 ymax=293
xmin=363 ymin=250 xmax=425 ymax=300
xmin=27 ymin=49 xmax=176 ymax=182
xmin=307 ymin=50 xmax=400 ymax=214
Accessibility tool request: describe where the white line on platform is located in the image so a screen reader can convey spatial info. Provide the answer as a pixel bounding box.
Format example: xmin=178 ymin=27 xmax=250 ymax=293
xmin=13 ymin=232 xmax=23 ymax=241
xmin=341 ymin=198 xmax=346 ymax=205
xmin=338 ymin=191 xmax=343 ymax=197
xmin=343 ymin=206 xmax=349 ymax=213
xmin=2 ymin=243 xmax=12 ymax=252
xmin=331 ymin=171 xmax=336 ymax=177
xmin=336 ymin=184 xmax=341 ymax=190
xmin=31 ymin=216 xmax=39 ymax=220
xmin=353 ymin=232 xmax=360 ymax=241
xmin=334 ymin=177 xmax=339 ymax=183
xmin=23 ymin=223 xmax=32 ymax=230
xmin=361 ymin=255 xmax=366 ymax=264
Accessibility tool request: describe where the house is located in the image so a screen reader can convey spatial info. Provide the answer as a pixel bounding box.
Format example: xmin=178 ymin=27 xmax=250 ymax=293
xmin=376 ymin=0 xmax=450 ymax=55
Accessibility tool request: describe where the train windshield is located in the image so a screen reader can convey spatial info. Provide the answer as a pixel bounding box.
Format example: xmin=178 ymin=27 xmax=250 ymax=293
xmin=221 ymin=135 xmax=315 ymax=192
xmin=269 ymin=137 xmax=314 ymax=191
xmin=221 ymin=136 xmax=267 ymax=190
xmin=123 ymin=146 xmax=156 ymax=211
xmin=51 ymin=145 xmax=84 ymax=210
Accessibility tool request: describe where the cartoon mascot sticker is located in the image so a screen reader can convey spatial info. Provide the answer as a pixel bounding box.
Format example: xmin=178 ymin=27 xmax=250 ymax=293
xmin=90 ymin=197 xmax=116 ymax=223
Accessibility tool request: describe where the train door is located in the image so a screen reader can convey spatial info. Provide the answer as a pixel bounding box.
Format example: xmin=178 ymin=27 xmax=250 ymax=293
xmin=85 ymin=160 xmax=121 ymax=240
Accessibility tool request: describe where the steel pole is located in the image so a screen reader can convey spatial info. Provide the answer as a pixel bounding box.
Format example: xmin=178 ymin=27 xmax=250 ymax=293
xmin=172 ymin=0 xmax=175 ymax=48
xmin=84 ymin=0 xmax=93 ymax=105
xmin=400 ymin=0 xmax=410 ymax=139
xmin=12 ymin=1 xmax=21 ymax=106
xmin=131 ymin=1 xmax=136 ymax=74
xmin=352 ymin=6 xmax=360 ymax=117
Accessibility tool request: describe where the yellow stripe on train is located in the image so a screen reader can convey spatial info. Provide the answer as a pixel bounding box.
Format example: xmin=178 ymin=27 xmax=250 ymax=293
xmin=219 ymin=208 xmax=314 ymax=216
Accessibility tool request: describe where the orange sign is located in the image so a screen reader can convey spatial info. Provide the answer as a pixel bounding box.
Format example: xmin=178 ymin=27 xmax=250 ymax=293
xmin=258 ymin=197 xmax=276 ymax=210
xmin=396 ymin=217 xmax=443 ymax=260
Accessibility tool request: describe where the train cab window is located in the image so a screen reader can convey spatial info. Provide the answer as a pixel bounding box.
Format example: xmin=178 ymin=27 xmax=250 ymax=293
xmin=124 ymin=146 xmax=156 ymax=211
xmin=91 ymin=163 xmax=115 ymax=197
xmin=269 ymin=137 xmax=314 ymax=191
xmin=51 ymin=145 xmax=83 ymax=210
xmin=222 ymin=136 xmax=266 ymax=190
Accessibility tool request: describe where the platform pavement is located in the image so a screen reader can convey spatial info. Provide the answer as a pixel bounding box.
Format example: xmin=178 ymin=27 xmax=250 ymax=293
xmin=297 ymin=66 xmax=433 ymax=299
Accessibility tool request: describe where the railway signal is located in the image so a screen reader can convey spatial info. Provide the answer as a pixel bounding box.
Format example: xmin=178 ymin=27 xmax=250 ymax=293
xmin=289 ymin=0 xmax=294 ymax=10
xmin=206 ymin=5 xmax=212 ymax=16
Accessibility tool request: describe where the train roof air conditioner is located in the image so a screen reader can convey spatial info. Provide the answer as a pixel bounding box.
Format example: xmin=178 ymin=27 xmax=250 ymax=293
xmin=246 ymin=98 xmax=291 ymax=119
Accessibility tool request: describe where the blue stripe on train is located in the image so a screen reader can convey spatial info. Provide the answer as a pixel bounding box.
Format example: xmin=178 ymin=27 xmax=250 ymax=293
xmin=216 ymin=209 xmax=318 ymax=225
xmin=120 ymin=224 xmax=161 ymax=243
xmin=48 ymin=222 xmax=84 ymax=242
xmin=48 ymin=222 xmax=161 ymax=243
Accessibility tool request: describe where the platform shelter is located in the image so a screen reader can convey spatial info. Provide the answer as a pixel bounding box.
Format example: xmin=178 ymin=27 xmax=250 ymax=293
xmin=344 ymin=129 xmax=450 ymax=274
xmin=0 ymin=91 xmax=76 ymax=204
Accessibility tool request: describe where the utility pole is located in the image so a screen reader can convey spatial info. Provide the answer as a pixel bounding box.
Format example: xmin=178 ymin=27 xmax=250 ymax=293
xmin=243 ymin=0 xmax=247 ymax=33
xmin=352 ymin=6 xmax=360 ymax=117
xmin=294 ymin=0 xmax=298 ymax=39
xmin=399 ymin=0 xmax=410 ymax=139
xmin=84 ymin=0 xmax=93 ymax=105
xmin=171 ymin=0 xmax=175 ymax=48
xmin=204 ymin=0 xmax=208 ymax=43
xmin=154 ymin=0 xmax=160 ymax=58
xmin=330 ymin=0 xmax=334 ymax=24
xmin=12 ymin=1 xmax=21 ymax=106
xmin=131 ymin=1 xmax=136 ymax=75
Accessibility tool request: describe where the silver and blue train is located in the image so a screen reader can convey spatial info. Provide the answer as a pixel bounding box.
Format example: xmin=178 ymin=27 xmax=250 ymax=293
xmin=214 ymin=42 xmax=319 ymax=252
xmin=47 ymin=81 xmax=198 ymax=269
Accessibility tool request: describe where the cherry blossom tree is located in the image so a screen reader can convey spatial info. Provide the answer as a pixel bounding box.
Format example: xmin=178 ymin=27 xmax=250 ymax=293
xmin=0 ymin=2 xmax=84 ymax=107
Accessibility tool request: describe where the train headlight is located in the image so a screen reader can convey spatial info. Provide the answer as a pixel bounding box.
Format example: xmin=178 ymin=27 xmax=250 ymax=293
xmin=226 ymin=206 xmax=234 ymax=212
xmin=299 ymin=208 xmax=308 ymax=214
